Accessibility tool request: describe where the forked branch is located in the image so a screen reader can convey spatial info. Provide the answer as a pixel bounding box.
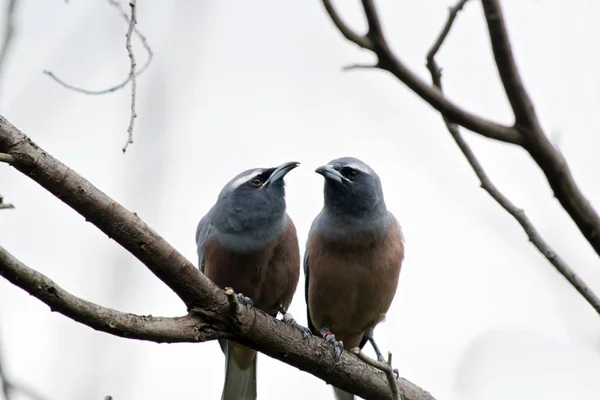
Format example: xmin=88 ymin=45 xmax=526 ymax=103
xmin=321 ymin=0 xmax=600 ymax=263
xmin=425 ymin=0 xmax=600 ymax=316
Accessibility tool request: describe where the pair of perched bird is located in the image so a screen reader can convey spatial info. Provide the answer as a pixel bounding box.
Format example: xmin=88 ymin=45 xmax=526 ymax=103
xmin=195 ymin=157 xmax=405 ymax=400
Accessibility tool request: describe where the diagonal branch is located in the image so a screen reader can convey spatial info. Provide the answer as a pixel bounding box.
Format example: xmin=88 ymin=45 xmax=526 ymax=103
xmin=480 ymin=0 xmax=538 ymax=128
xmin=0 ymin=115 xmax=435 ymax=400
xmin=0 ymin=245 xmax=214 ymax=343
xmin=426 ymin=0 xmax=600 ymax=316
xmin=320 ymin=0 xmax=522 ymax=145
xmin=480 ymin=0 xmax=600 ymax=258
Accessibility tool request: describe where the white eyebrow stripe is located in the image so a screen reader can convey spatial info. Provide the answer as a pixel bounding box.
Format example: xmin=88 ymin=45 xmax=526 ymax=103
xmin=345 ymin=163 xmax=371 ymax=174
xmin=230 ymin=169 xmax=262 ymax=189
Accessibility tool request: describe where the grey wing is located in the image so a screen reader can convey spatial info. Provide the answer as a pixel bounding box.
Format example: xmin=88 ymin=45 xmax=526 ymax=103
xmin=195 ymin=214 xmax=214 ymax=274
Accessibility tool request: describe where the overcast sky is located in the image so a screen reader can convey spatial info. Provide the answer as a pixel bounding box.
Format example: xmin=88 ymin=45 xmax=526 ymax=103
xmin=1 ymin=1 xmax=600 ymax=399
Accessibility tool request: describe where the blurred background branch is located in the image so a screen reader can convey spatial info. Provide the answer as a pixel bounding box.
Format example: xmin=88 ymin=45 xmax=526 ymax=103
xmin=43 ymin=0 xmax=153 ymax=153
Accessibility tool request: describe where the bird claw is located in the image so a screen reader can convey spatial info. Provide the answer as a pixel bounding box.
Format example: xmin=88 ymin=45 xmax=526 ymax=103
xmin=393 ymin=368 xmax=399 ymax=379
xmin=281 ymin=312 xmax=312 ymax=341
xmin=323 ymin=331 xmax=343 ymax=362
xmin=235 ymin=293 xmax=254 ymax=307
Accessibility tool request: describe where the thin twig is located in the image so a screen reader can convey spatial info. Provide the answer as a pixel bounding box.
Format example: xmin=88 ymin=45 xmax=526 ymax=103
xmin=342 ymin=63 xmax=377 ymax=72
xmin=352 ymin=348 xmax=401 ymax=400
xmin=121 ymin=0 xmax=137 ymax=153
xmin=43 ymin=0 xmax=153 ymax=96
xmin=426 ymin=0 xmax=600 ymax=316
xmin=321 ymin=0 xmax=373 ymax=51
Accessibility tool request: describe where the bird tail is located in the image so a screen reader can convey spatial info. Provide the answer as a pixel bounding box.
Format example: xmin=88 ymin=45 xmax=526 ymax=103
xmin=333 ymin=386 xmax=355 ymax=400
xmin=221 ymin=340 xmax=257 ymax=400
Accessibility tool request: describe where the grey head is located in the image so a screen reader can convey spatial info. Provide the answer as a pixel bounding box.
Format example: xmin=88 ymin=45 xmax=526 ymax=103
xmin=313 ymin=157 xmax=390 ymax=241
xmin=207 ymin=161 xmax=300 ymax=253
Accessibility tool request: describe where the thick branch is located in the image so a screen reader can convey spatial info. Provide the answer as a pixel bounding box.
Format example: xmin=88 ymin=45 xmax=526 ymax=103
xmin=0 ymin=245 xmax=215 ymax=343
xmin=480 ymin=0 xmax=600 ymax=257
xmin=0 ymin=115 xmax=435 ymax=400
xmin=426 ymin=0 xmax=600 ymax=316
xmin=321 ymin=0 xmax=522 ymax=145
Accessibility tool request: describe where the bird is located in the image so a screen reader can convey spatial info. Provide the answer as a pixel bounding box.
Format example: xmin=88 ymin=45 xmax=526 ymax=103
xmin=304 ymin=157 xmax=404 ymax=400
xmin=196 ymin=161 xmax=305 ymax=400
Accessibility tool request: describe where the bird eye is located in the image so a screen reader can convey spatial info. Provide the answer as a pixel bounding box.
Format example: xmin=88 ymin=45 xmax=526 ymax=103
xmin=348 ymin=170 xmax=359 ymax=180
xmin=250 ymin=177 xmax=263 ymax=187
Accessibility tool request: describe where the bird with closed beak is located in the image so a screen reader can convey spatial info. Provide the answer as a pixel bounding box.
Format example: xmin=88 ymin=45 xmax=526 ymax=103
xmin=304 ymin=157 xmax=405 ymax=400
xmin=196 ymin=161 xmax=304 ymax=400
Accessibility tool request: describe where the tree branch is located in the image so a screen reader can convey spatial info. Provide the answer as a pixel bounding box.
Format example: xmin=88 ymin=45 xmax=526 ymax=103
xmin=0 ymin=245 xmax=216 ymax=343
xmin=479 ymin=0 xmax=600 ymax=258
xmin=43 ymin=0 xmax=152 ymax=153
xmin=480 ymin=0 xmax=538 ymax=127
xmin=0 ymin=115 xmax=435 ymax=400
xmin=320 ymin=0 xmax=523 ymax=145
xmin=425 ymin=0 xmax=600 ymax=316
xmin=323 ymin=0 xmax=600 ymax=259
xmin=43 ymin=0 xmax=153 ymax=96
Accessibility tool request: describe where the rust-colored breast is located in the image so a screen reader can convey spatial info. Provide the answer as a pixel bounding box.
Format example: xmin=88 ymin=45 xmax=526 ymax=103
xmin=203 ymin=214 xmax=300 ymax=317
xmin=306 ymin=219 xmax=404 ymax=349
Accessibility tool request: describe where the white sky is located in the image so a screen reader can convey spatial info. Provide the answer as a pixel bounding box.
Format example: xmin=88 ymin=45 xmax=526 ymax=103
xmin=1 ymin=1 xmax=600 ymax=399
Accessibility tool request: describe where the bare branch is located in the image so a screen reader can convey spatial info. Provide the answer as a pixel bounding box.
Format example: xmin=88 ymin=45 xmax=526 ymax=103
xmin=321 ymin=0 xmax=523 ymax=145
xmin=0 ymin=115 xmax=436 ymax=400
xmin=43 ymin=0 xmax=153 ymax=96
xmin=0 ymin=245 xmax=215 ymax=343
xmin=426 ymin=0 xmax=600 ymax=316
xmin=480 ymin=0 xmax=538 ymax=127
xmin=479 ymin=0 xmax=600 ymax=258
xmin=122 ymin=0 xmax=137 ymax=153
xmin=323 ymin=0 xmax=600 ymax=259
xmin=321 ymin=0 xmax=373 ymax=51
xmin=342 ymin=63 xmax=377 ymax=72
xmin=44 ymin=0 xmax=152 ymax=153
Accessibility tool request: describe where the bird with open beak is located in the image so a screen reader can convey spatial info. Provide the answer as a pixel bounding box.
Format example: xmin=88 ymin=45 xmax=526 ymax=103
xmin=304 ymin=157 xmax=405 ymax=400
xmin=196 ymin=161 xmax=305 ymax=400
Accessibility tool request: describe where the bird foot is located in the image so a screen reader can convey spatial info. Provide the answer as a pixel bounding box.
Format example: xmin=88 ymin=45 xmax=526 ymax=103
xmin=282 ymin=312 xmax=312 ymax=341
xmin=323 ymin=331 xmax=343 ymax=362
xmin=235 ymin=293 xmax=254 ymax=307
